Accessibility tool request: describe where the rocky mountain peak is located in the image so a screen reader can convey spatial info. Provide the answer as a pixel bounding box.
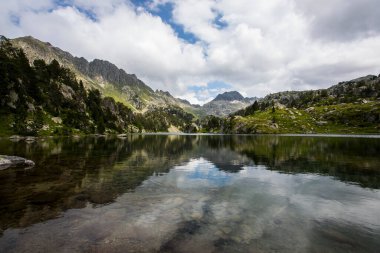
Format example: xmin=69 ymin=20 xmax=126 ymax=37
xmin=213 ymin=91 xmax=245 ymax=101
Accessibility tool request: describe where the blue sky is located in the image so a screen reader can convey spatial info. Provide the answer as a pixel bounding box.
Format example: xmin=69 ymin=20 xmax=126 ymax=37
xmin=131 ymin=0 xmax=199 ymax=44
xmin=1 ymin=0 xmax=380 ymax=104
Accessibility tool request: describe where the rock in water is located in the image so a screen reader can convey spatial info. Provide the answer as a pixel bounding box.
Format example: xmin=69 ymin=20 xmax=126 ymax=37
xmin=0 ymin=155 xmax=35 ymax=170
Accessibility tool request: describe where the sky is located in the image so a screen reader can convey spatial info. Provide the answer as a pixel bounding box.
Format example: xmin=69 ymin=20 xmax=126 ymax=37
xmin=1 ymin=0 xmax=380 ymax=104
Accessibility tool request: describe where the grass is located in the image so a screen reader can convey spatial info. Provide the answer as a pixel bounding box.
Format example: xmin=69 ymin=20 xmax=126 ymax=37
xmin=103 ymin=85 xmax=137 ymax=111
xmin=232 ymin=101 xmax=380 ymax=134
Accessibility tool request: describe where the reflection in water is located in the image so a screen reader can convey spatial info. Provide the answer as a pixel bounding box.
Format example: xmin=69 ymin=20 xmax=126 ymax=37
xmin=0 ymin=135 xmax=379 ymax=252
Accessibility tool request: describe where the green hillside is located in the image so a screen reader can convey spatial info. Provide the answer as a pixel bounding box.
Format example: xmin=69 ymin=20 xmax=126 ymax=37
xmin=0 ymin=37 xmax=194 ymax=136
xmin=200 ymin=76 xmax=380 ymax=134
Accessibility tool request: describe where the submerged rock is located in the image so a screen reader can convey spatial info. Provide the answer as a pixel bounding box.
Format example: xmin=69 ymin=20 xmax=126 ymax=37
xmin=0 ymin=155 xmax=35 ymax=170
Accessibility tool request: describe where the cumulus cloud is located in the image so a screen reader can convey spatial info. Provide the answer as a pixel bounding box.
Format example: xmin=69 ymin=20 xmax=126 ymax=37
xmin=1 ymin=0 xmax=379 ymax=104
xmin=294 ymin=0 xmax=380 ymax=41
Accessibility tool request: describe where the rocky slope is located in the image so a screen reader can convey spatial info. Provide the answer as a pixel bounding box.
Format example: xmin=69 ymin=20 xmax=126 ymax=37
xmin=255 ymin=75 xmax=380 ymax=109
xmin=11 ymin=36 xmax=195 ymax=112
xmin=201 ymin=75 xmax=380 ymax=134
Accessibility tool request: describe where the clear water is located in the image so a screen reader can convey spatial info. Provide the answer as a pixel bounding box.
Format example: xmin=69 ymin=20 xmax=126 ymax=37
xmin=0 ymin=135 xmax=379 ymax=252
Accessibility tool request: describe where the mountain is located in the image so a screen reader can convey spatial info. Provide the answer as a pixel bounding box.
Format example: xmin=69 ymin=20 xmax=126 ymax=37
xmin=252 ymin=75 xmax=380 ymax=109
xmin=10 ymin=36 xmax=196 ymax=113
xmin=0 ymin=36 xmax=195 ymax=136
xmin=200 ymin=91 xmax=257 ymax=117
xmin=200 ymin=75 xmax=380 ymax=134
xmin=2 ymin=35 xmax=379 ymax=135
xmin=214 ymin=91 xmax=244 ymax=101
xmin=10 ymin=36 xmax=260 ymax=118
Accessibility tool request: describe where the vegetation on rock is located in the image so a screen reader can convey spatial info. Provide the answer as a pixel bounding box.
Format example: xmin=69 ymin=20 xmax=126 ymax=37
xmin=201 ymin=76 xmax=380 ymax=134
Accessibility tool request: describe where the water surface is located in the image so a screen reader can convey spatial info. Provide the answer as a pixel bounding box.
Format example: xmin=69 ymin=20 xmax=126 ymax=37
xmin=0 ymin=135 xmax=379 ymax=252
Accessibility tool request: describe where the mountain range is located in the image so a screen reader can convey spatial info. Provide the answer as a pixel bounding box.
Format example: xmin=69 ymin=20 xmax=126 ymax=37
xmin=11 ymin=36 xmax=254 ymax=117
xmin=1 ymin=35 xmax=379 ymax=135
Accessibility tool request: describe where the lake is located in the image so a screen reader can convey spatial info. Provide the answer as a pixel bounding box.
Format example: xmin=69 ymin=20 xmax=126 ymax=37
xmin=0 ymin=134 xmax=379 ymax=253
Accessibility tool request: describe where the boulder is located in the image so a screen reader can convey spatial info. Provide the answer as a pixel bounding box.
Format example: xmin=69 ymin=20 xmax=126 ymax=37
xmin=25 ymin=136 xmax=36 ymax=143
xmin=0 ymin=155 xmax=35 ymax=170
xmin=9 ymin=135 xmax=24 ymax=141
xmin=59 ymin=84 xmax=75 ymax=100
xmin=52 ymin=117 xmax=62 ymax=124
xmin=274 ymin=102 xmax=286 ymax=109
xmin=117 ymin=133 xmax=128 ymax=138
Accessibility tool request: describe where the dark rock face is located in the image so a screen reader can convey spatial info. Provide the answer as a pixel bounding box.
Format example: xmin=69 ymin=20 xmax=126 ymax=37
xmin=12 ymin=36 xmax=153 ymax=93
xmin=73 ymin=57 xmax=89 ymax=74
xmin=213 ymin=91 xmax=245 ymax=101
xmin=86 ymin=59 xmax=152 ymax=91
xmin=73 ymin=57 xmax=152 ymax=92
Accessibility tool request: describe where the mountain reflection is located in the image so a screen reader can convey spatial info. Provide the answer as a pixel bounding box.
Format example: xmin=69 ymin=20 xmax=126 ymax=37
xmin=0 ymin=135 xmax=379 ymax=233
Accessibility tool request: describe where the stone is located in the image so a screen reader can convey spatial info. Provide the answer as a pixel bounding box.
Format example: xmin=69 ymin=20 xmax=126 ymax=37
xmin=9 ymin=90 xmax=18 ymax=107
xmin=52 ymin=117 xmax=62 ymax=124
xmin=274 ymin=103 xmax=286 ymax=109
xmin=25 ymin=136 xmax=36 ymax=143
xmin=59 ymin=84 xmax=75 ymax=100
xmin=9 ymin=135 xmax=24 ymax=141
xmin=316 ymin=121 xmax=328 ymax=126
xmin=26 ymin=102 xmax=35 ymax=112
xmin=270 ymin=123 xmax=279 ymax=129
xmin=0 ymin=155 xmax=35 ymax=170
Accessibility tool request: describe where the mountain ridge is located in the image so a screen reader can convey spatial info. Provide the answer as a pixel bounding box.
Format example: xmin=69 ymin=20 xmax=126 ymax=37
xmin=10 ymin=36 xmax=258 ymax=117
xmin=2 ymin=35 xmax=379 ymax=135
xmin=0 ymin=36 xmax=197 ymax=135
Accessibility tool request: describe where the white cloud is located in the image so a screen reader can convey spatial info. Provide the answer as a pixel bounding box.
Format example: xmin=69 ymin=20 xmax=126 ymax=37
xmin=1 ymin=0 xmax=380 ymax=104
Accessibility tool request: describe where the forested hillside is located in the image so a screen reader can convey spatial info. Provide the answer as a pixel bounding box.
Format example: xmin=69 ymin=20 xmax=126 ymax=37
xmin=0 ymin=37 xmax=193 ymax=136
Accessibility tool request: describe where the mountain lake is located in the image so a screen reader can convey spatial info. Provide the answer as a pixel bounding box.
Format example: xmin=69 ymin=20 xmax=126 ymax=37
xmin=0 ymin=134 xmax=379 ymax=253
